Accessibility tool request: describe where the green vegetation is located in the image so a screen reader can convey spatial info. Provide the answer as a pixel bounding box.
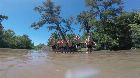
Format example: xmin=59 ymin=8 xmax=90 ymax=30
xmin=31 ymin=0 xmax=74 ymax=46
xmin=34 ymin=44 xmax=47 ymax=50
xmin=83 ymin=0 xmax=123 ymax=50
xmin=46 ymin=0 xmax=140 ymax=51
xmin=0 ymin=15 xmax=34 ymax=49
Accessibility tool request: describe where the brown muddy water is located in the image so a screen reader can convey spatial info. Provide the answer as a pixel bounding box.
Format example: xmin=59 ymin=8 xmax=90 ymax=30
xmin=0 ymin=49 xmax=140 ymax=78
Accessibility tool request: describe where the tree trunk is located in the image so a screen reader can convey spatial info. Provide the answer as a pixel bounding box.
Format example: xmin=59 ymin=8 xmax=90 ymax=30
xmin=87 ymin=30 xmax=90 ymax=35
xmin=85 ymin=20 xmax=90 ymax=35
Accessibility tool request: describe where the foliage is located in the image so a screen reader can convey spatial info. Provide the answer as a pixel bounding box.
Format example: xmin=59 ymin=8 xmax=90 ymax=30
xmin=77 ymin=11 xmax=96 ymax=34
xmin=130 ymin=24 xmax=140 ymax=48
xmin=34 ymin=43 xmax=46 ymax=50
xmin=92 ymin=12 xmax=140 ymax=50
xmin=31 ymin=0 xmax=74 ymax=41
xmin=0 ymin=15 xmax=34 ymax=49
xmin=66 ymin=34 xmax=76 ymax=40
xmin=80 ymin=0 xmax=123 ymax=50
xmin=75 ymin=0 xmax=140 ymax=50
xmin=0 ymin=15 xmax=8 ymax=29
xmin=85 ymin=0 xmax=123 ymax=19
xmin=13 ymin=35 xmax=34 ymax=49
xmin=1 ymin=29 xmax=34 ymax=49
xmin=126 ymin=12 xmax=140 ymax=48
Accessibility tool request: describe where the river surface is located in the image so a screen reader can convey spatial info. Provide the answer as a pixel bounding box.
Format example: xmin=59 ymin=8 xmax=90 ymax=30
xmin=0 ymin=49 xmax=140 ymax=78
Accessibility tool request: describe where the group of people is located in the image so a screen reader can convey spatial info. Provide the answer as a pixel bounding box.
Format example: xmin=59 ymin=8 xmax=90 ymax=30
xmin=49 ymin=35 xmax=96 ymax=53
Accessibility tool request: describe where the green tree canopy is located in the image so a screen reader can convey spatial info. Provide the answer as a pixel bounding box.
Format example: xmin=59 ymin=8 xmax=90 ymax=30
xmin=31 ymin=0 xmax=74 ymax=41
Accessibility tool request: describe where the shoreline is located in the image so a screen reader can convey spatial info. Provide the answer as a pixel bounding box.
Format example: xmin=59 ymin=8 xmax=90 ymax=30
xmin=0 ymin=48 xmax=29 ymax=52
xmin=47 ymin=49 xmax=140 ymax=54
xmin=0 ymin=48 xmax=139 ymax=53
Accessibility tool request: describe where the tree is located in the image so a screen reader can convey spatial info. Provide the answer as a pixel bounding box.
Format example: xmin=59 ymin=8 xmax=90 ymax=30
xmin=0 ymin=15 xmax=8 ymax=48
xmin=130 ymin=24 xmax=140 ymax=48
xmin=85 ymin=0 xmax=123 ymax=36
xmin=77 ymin=11 xmax=96 ymax=34
xmin=47 ymin=32 xmax=59 ymax=46
xmin=0 ymin=14 xmax=34 ymax=49
xmin=81 ymin=0 xmax=124 ymax=50
xmin=115 ymin=12 xmax=140 ymax=49
xmin=91 ymin=11 xmax=140 ymax=50
xmin=1 ymin=29 xmax=34 ymax=49
xmin=34 ymin=43 xmax=46 ymax=50
xmin=3 ymin=29 xmax=16 ymax=48
xmin=31 ymin=0 xmax=73 ymax=44
xmin=66 ymin=34 xmax=76 ymax=40
xmin=85 ymin=0 xmax=123 ymax=19
xmin=14 ymin=35 xmax=33 ymax=49
xmin=0 ymin=15 xmax=8 ymax=29
xmin=129 ymin=12 xmax=140 ymax=48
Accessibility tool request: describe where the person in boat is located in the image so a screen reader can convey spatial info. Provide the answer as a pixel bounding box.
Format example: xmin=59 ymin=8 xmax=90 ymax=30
xmin=85 ymin=35 xmax=96 ymax=52
xmin=62 ymin=39 xmax=67 ymax=52
xmin=57 ymin=39 xmax=63 ymax=52
xmin=57 ymin=39 xmax=67 ymax=52
xmin=49 ymin=37 xmax=56 ymax=51
xmin=74 ymin=35 xmax=81 ymax=50
xmin=67 ymin=39 xmax=73 ymax=52
xmin=70 ymin=38 xmax=76 ymax=52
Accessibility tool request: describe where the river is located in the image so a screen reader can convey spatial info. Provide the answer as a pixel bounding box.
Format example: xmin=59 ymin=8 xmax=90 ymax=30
xmin=0 ymin=49 xmax=140 ymax=78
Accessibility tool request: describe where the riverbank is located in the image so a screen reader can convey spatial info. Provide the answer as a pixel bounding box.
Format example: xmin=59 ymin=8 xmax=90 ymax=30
xmin=0 ymin=48 xmax=28 ymax=52
xmin=46 ymin=46 xmax=140 ymax=53
xmin=0 ymin=47 xmax=139 ymax=54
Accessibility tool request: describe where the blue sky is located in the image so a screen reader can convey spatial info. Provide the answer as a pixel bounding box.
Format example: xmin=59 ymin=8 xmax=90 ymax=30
xmin=0 ymin=0 xmax=140 ymax=45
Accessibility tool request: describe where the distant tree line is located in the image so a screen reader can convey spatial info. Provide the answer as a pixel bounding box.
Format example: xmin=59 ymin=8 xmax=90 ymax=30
xmin=34 ymin=43 xmax=47 ymax=50
xmin=0 ymin=15 xmax=34 ymax=49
